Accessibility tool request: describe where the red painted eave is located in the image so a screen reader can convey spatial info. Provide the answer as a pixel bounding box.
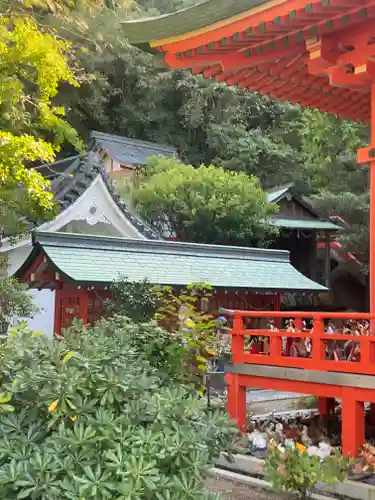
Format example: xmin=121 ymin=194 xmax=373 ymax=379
xmin=141 ymin=0 xmax=375 ymax=123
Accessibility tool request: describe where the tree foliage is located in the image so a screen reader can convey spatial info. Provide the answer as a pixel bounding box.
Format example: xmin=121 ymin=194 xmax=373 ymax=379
xmin=154 ymin=282 xmax=219 ymax=389
xmin=131 ymin=156 xmax=278 ymax=245
xmin=51 ymin=0 xmax=369 ymax=261
xmin=311 ymin=191 xmax=369 ymax=264
xmin=2 ymin=0 xmax=369 ymax=261
xmin=0 ymin=11 xmax=82 ymax=235
xmin=0 ymin=278 xmax=36 ymax=333
xmin=298 ymin=109 xmax=368 ymax=195
xmin=105 ymin=279 xmax=223 ymax=388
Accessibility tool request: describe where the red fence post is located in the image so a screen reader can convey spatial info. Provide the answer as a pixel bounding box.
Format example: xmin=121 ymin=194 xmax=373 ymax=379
xmin=312 ymin=317 xmax=325 ymax=370
xmin=226 ymin=373 xmax=246 ymax=432
xmin=360 ymin=336 xmax=375 ymax=372
xmin=295 ymin=318 xmax=302 ymax=331
xmin=269 ymin=332 xmax=282 ymax=361
xmin=232 ymin=313 xmax=245 ymax=363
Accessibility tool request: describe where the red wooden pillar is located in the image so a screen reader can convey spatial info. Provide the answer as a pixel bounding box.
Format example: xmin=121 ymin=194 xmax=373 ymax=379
xmin=54 ymin=288 xmax=62 ymax=335
xmin=358 ymin=84 xmax=375 ymax=332
xmin=232 ymin=313 xmax=244 ymax=363
xmin=226 ymin=373 xmax=246 ymax=432
xmin=341 ymin=388 xmax=365 ymax=457
xmin=369 ymin=404 xmax=375 ymax=426
xmin=318 ymin=397 xmax=335 ymax=417
xmin=78 ymin=288 xmax=89 ymax=327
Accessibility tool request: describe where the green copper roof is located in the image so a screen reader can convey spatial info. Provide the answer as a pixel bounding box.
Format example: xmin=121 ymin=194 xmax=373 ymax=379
xmin=122 ymin=0 xmax=270 ymax=45
xmin=16 ymin=232 xmax=326 ymax=292
xmin=272 ymin=218 xmax=340 ymax=231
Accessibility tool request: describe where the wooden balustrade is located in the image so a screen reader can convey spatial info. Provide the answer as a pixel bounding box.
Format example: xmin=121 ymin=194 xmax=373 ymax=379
xmin=219 ymin=309 xmax=375 ymax=375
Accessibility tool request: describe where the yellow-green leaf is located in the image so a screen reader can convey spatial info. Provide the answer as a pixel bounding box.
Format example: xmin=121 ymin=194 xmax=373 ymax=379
xmin=184 ymin=319 xmax=196 ymax=329
xmin=0 ymin=393 xmax=12 ymax=404
xmin=63 ymin=351 xmax=75 ymax=363
xmin=196 ymin=355 xmax=207 ymax=363
xmin=197 ymin=364 xmax=208 ymax=372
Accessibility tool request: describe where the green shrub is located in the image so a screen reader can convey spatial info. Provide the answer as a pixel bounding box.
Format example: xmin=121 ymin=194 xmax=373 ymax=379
xmin=105 ymin=278 xmax=158 ymax=323
xmin=265 ymin=442 xmax=350 ymax=499
xmin=91 ymin=315 xmax=187 ymax=384
xmin=0 ymin=319 xmax=238 ymax=499
xmin=154 ymin=283 xmax=220 ymax=389
xmin=106 ymin=281 xmax=222 ymax=389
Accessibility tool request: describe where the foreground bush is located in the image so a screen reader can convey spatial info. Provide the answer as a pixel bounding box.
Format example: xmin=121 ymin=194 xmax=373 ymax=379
xmin=265 ymin=442 xmax=350 ymax=499
xmin=0 ymin=320 xmax=238 ymax=499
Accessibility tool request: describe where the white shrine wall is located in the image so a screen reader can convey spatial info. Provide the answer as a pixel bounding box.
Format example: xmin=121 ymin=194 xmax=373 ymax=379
xmin=6 ymin=245 xmax=55 ymax=337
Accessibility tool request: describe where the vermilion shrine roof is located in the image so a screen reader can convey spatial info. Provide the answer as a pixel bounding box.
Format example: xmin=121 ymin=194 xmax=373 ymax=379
xmin=122 ymin=0 xmax=374 ymax=122
xmin=15 ymin=231 xmax=326 ymax=292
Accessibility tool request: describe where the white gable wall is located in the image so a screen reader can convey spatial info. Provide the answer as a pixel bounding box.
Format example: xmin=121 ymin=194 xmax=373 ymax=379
xmin=40 ymin=175 xmax=147 ymax=239
xmin=6 ymin=245 xmax=55 ymax=337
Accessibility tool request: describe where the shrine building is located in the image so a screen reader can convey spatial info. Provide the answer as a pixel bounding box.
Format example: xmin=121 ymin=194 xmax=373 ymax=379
xmin=15 ymin=229 xmax=325 ymax=334
xmin=2 ymin=136 xmax=176 ymax=335
xmin=121 ymin=0 xmax=375 ymax=456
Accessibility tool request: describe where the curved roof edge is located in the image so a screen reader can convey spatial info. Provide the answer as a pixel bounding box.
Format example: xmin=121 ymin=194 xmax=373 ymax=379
xmin=14 ymin=231 xmax=327 ymax=292
xmin=121 ymin=0 xmax=270 ymax=45
xmin=32 ymin=230 xmax=292 ymax=263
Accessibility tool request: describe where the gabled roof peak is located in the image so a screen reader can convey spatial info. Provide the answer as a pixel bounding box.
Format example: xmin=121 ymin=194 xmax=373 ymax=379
xmin=24 ymin=153 xmax=161 ymax=241
xmin=266 ymin=183 xmax=296 ymax=204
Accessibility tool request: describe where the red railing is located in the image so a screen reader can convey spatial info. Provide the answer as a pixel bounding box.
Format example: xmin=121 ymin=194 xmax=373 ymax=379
xmin=219 ymin=310 xmax=375 ymax=375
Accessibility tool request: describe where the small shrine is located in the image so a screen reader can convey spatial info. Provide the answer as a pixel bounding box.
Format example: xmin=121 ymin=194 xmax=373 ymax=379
xmin=266 ymin=183 xmax=340 ymax=286
xmin=15 ymin=230 xmax=325 ymax=334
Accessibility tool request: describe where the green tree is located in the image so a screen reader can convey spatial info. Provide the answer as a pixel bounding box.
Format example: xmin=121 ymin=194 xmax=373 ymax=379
xmin=131 ymin=156 xmax=278 ymax=245
xmin=0 ymin=12 xmax=83 ymax=235
xmin=37 ymin=0 xmax=371 ymax=262
xmin=311 ymin=191 xmax=369 ymax=265
xmin=298 ymin=109 xmax=368 ymax=195
xmin=46 ymin=0 xmax=300 ymax=184
xmin=296 ymin=110 xmax=369 ymax=263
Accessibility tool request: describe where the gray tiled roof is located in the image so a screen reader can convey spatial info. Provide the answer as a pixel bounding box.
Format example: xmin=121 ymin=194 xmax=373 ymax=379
xmin=34 ymin=153 xmax=160 ymax=240
xmin=267 ymin=183 xmax=295 ymax=204
xmin=90 ymin=131 xmax=177 ymax=165
xmin=17 ymin=231 xmax=327 ymax=292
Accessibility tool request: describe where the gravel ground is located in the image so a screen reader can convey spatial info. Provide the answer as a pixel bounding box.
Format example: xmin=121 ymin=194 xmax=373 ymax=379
xmin=206 ymin=476 xmax=279 ymax=500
